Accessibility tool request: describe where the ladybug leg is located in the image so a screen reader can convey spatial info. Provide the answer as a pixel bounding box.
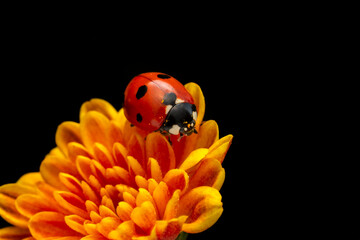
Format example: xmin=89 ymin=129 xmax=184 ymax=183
xmin=130 ymin=123 xmax=134 ymax=127
xmin=193 ymin=128 xmax=198 ymax=134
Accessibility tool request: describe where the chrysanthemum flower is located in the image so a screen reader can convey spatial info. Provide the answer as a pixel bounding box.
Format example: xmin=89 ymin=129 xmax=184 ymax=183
xmin=0 ymin=83 xmax=232 ymax=240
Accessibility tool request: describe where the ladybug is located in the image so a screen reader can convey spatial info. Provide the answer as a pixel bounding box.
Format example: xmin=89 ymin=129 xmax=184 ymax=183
xmin=123 ymin=72 xmax=198 ymax=139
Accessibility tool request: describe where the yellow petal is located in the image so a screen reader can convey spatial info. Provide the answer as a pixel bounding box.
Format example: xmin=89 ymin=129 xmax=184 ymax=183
xmin=152 ymin=182 xmax=170 ymax=219
xmin=116 ymin=201 xmax=133 ymax=222
xmin=80 ymin=98 xmax=118 ymax=121
xmin=184 ymin=82 xmax=205 ymax=130
xmin=0 ymin=183 xmax=35 ymax=228
xmin=131 ymin=201 xmax=157 ymax=234
xmin=53 ymin=191 xmax=88 ymax=219
xmin=194 ymin=120 xmax=219 ymax=149
xmin=96 ymin=216 xmax=122 ymax=238
xmin=16 ymin=172 xmax=43 ymax=187
xmin=178 ymin=148 xmax=208 ymax=172
xmin=188 ymin=158 xmax=225 ymax=191
xmin=80 ymin=111 xmax=111 ymax=153
xmin=15 ymin=193 xmax=57 ymax=219
xmin=0 ymin=226 xmax=30 ymax=239
xmin=163 ymin=169 xmax=189 ymax=194
xmin=64 ymin=214 xmax=87 ymax=235
xmin=179 ymin=186 xmax=223 ymax=233
xmin=127 ymin=156 xmax=146 ymax=178
xmin=108 ymin=220 xmax=135 ymax=240
xmin=148 ymin=157 xmax=163 ymax=182
xmin=152 ymin=216 xmax=187 ymax=240
xmin=40 ymin=154 xmax=78 ymax=190
xmin=28 ymin=211 xmax=81 ymax=239
xmin=163 ymin=190 xmax=180 ymax=221
xmin=55 ymin=121 xmax=82 ymax=156
xmin=205 ymin=134 xmax=233 ymax=163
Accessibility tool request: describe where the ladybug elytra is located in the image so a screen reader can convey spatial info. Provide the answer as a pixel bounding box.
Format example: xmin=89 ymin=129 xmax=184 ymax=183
xmin=123 ymin=72 xmax=198 ymax=140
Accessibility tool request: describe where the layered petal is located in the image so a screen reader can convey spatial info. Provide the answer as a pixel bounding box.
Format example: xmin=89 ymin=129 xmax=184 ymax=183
xmin=179 ymin=186 xmax=223 ymax=233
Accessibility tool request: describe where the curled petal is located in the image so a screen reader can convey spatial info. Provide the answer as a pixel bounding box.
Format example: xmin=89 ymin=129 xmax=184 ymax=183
xmin=80 ymin=98 xmax=118 ymax=121
xmin=188 ymin=158 xmax=225 ymax=191
xmin=205 ymin=134 xmax=233 ymax=163
xmin=163 ymin=169 xmax=189 ymax=194
xmin=56 ymin=121 xmax=82 ymax=156
xmin=179 ymin=186 xmax=223 ymax=233
xmin=28 ymin=211 xmax=82 ymax=239
xmin=178 ymin=148 xmax=209 ymax=173
xmin=152 ymin=216 xmax=188 ymax=240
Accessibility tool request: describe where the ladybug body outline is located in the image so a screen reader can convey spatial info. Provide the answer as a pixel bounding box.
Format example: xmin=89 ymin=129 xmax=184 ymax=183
xmin=123 ymin=72 xmax=198 ymax=139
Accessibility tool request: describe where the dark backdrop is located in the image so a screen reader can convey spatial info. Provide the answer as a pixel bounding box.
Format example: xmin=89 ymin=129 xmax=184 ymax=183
xmin=0 ymin=23 xmax=294 ymax=239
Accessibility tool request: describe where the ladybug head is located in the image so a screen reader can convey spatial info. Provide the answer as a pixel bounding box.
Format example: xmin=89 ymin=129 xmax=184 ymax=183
xmin=160 ymin=102 xmax=198 ymax=136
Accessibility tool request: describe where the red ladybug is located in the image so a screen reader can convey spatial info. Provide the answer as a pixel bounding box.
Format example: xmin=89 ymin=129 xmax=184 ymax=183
xmin=123 ymin=72 xmax=198 ymax=138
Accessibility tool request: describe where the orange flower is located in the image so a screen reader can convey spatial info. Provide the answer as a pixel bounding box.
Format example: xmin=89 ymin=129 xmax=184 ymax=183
xmin=0 ymin=83 xmax=233 ymax=240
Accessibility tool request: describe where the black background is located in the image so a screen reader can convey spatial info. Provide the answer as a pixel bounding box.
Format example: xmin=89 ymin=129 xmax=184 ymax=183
xmin=0 ymin=15 xmax=305 ymax=239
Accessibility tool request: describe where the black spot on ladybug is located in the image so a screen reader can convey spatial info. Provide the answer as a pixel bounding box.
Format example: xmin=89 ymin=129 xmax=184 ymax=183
xmin=136 ymin=85 xmax=147 ymax=99
xmin=157 ymin=74 xmax=171 ymax=79
xmin=136 ymin=113 xmax=143 ymax=123
xmin=162 ymin=92 xmax=177 ymax=105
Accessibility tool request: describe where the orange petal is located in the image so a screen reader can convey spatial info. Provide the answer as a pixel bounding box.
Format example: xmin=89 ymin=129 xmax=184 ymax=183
xmin=108 ymin=220 xmax=135 ymax=240
xmin=0 ymin=226 xmax=30 ymax=239
xmin=96 ymin=217 xmax=122 ymax=238
xmin=40 ymin=153 xmax=79 ymax=190
xmin=148 ymin=157 xmax=163 ymax=182
xmin=130 ymin=201 xmax=157 ymax=234
xmin=80 ymin=98 xmax=118 ymax=121
xmin=146 ymin=132 xmax=176 ymax=174
xmin=65 ymin=214 xmax=87 ymax=235
xmin=105 ymin=166 xmax=131 ymax=186
xmin=188 ymin=158 xmax=225 ymax=191
xmin=163 ymin=190 xmax=180 ymax=221
xmin=108 ymin=120 xmax=125 ymax=147
xmin=93 ymin=142 xmax=115 ymax=168
xmin=163 ymin=169 xmax=189 ymax=194
xmin=0 ymin=183 xmax=35 ymax=228
xmin=127 ymin=133 xmax=146 ymax=170
xmin=136 ymin=188 xmax=156 ymax=209
xmin=127 ymin=156 xmax=146 ymax=177
xmin=80 ymin=111 xmax=111 ymax=153
xmin=153 ymin=216 xmax=187 ymax=240
xmin=67 ymin=142 xmax=91 ymax=163
xmin=184 ymin=82 xmax=205 ymax=130
xmin=56 ymin=121 xmax=82 ymax=156
xmin=205 ymin=134 xmax=233 ymax=163
xmin=59 ymin=173 xmax=84 ymax=198
xmin=54 ymin=191 xmax=88 ymax=219
xmin=29 ymin=211 xmax=82 ymax=239
xmin=152 ymin=182 xmax=170 ymax=219
xmin=116 ymin=201 xmax=133 ymax=221
xmin=16 ymin=172 xmax=43 ymax=187
xmin=194 ymin=120 xmax=219 ymax=149
xmin=179 ymin=186 xmax=223 ymax=233
xmin=112 ymin=142 xmax=128 ymax=169
xmin=15 ymin=193 xmax=57 ymax=219
xmin=178 ymin=148 xmax=209 ymax=173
